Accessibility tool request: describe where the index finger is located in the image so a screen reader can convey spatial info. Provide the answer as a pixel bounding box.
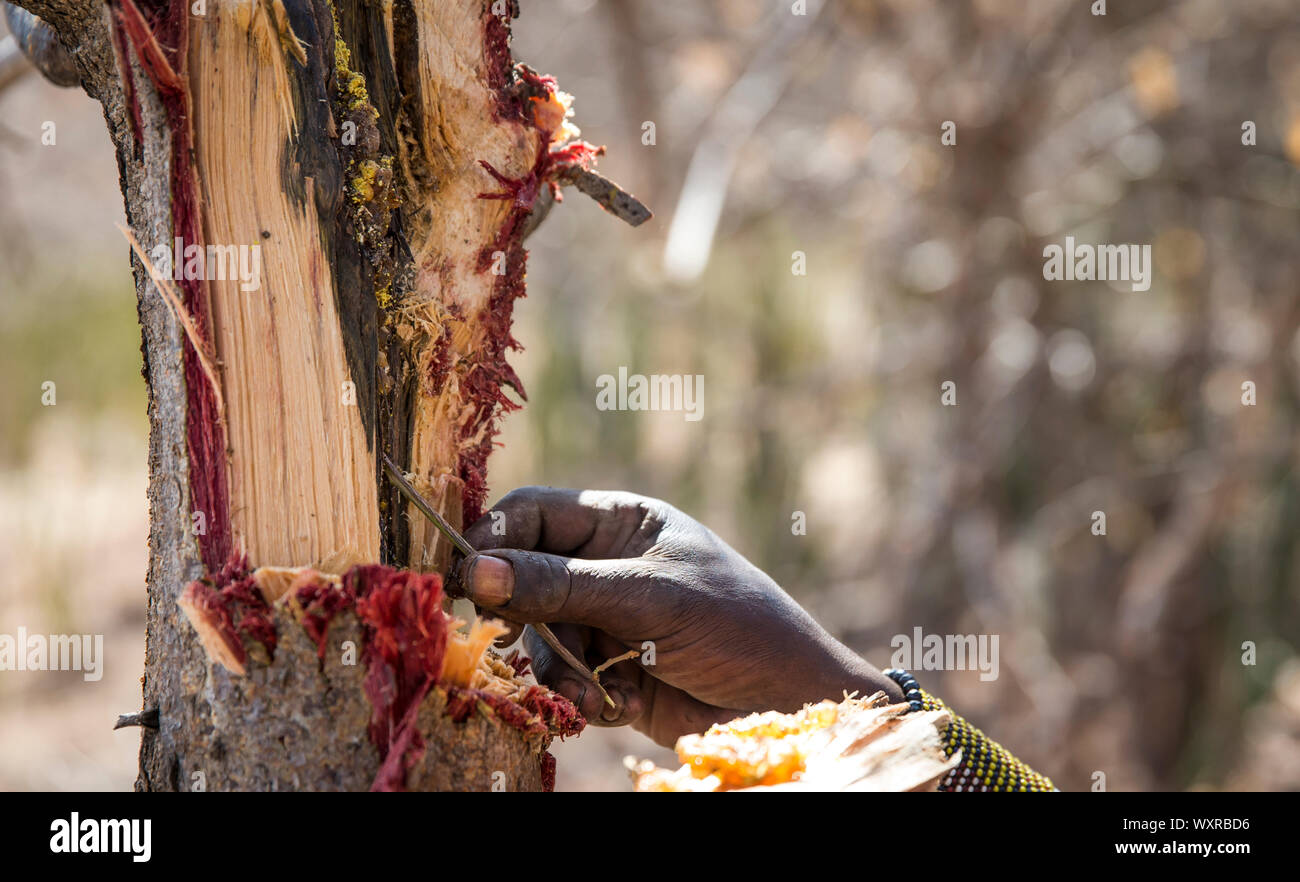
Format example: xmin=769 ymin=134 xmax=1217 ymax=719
xmin=464 ymin=486 xmax=667 ymax=559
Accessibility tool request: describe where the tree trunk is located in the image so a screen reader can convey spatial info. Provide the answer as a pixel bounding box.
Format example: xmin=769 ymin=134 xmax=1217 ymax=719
xmin=19 ymin=0 xmax=603 ymax=791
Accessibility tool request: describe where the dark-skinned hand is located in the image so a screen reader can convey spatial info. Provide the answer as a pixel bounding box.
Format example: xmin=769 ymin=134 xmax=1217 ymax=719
xmin=461 ymin=487 xmax=904 ymax=748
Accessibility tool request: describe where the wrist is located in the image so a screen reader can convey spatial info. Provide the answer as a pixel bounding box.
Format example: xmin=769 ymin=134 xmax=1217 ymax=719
xmin=880 ymin=667 xmax=925 ymax=711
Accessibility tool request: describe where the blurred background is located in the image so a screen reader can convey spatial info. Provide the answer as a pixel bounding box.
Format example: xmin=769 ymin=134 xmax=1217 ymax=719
xmin=2 ymin=0 xmax=1299 ymax=791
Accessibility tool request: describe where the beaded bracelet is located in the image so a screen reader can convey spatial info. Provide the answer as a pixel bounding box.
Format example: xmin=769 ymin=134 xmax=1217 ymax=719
xmin=882 ymin=667 xmax=1057 ymax=792
xmin=883 ymin=667 xmax=925 ymax=712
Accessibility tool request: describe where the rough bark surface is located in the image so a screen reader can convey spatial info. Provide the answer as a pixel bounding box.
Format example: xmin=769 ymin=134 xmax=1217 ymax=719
xmin=178 ymin=608 xmax=539 ymax=791
xmin=18 ymin=0 xmax=581 ymax=791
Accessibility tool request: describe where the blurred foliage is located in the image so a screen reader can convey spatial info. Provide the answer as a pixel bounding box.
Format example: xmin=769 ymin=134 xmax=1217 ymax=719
xmin=0 ymin=261 xmax=145 ymax=464
xmin=511 ymin=0 xmax=1300 ymax=791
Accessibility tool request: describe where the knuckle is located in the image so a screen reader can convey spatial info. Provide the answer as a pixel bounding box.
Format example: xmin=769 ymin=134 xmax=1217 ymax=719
xmin=605 ymin=494 xmax=673 ymax=543
xmin=538 ymin=554 xmax=574 ymax=613
xmin=494 ymin=486 xmax=542 ymax=514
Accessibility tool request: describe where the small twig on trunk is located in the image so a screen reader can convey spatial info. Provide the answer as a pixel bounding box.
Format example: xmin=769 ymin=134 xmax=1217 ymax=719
xmin=560 ymin=168 xmax=652 ymax=227
xmin=114 ymin=708 xmax=160 ymax=730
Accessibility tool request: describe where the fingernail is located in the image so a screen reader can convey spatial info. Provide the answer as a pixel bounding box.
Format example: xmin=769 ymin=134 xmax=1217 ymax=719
xmin=465 ymin=554 xmax=513 ymax=607
xmin=601 ymin=688 xmax=623 ymax=722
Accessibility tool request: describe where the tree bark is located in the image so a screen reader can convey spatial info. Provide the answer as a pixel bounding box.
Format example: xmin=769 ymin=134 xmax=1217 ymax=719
xmin=18 ymin=0 xmax=601 ymax=791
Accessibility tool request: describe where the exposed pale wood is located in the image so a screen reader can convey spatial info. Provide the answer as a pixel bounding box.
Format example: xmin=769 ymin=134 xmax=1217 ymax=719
xmin=393 ymin=0 xmax=543 ymax=568
xmin=190 ymin=2 xmax=380 ymax=571
xmin=788 ymin=702 xmax=957 ymax=792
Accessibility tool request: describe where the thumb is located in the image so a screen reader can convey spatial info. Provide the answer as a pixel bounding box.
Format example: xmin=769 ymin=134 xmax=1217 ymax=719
xmin=461 ymin=549 xmax=645 ymax=629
